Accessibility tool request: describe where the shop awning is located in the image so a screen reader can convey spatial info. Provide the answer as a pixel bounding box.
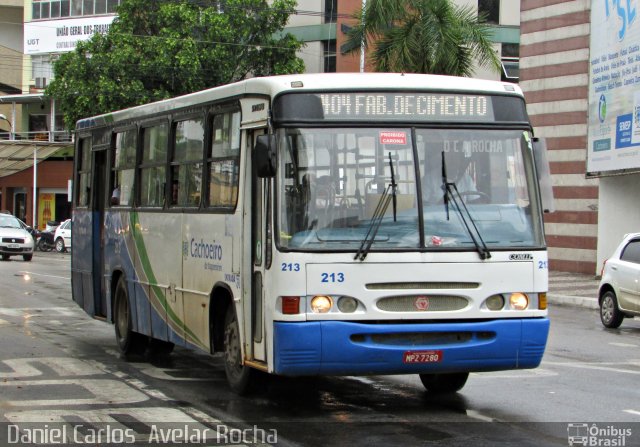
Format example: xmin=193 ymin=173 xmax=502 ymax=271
xmin=0 ymin=140 xmax=71 ymax=178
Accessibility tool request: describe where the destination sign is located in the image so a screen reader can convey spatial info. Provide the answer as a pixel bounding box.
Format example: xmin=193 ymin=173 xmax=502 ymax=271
xmin=320 ymin=93 xmax=490 ymax=119
xmin=271 ymin=92 xmax=527 ymax=123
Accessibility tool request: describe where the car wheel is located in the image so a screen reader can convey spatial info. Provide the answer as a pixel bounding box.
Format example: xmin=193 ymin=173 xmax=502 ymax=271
xmin=113 ymin=277 xmax=148 ymax=355
xmin=1 ymin=254 xmax=9 ymax=261
xmin=55 ymin=237 xmax=66 ymax=253
xmin=419 ymin=372 xmax=469 ymax=394
xmin=600 ymin=290 xmax=624 ymax=328
xmin=23 ymin=254 xmax=32 ymax=262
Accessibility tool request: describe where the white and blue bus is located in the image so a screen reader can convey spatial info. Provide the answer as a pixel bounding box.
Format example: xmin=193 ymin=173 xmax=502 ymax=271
xmin=71 ymin=73 xmax=553 ymax=394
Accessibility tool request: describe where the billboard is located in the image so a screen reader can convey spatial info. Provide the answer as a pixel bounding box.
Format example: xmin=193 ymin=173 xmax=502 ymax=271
xmin=588 ymin=0 xmax=640 ymax=175
xmin=24 ymin=16 xmax=115 ymax=55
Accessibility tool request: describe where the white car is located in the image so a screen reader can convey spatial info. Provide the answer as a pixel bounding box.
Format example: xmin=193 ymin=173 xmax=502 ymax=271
xmin=0 ymin=213 xmax=35 ymax=261
xmin=598 ymin=232 xmax=640 ymax=328
xmin=54 ymin=218 xmax=72 ymax=253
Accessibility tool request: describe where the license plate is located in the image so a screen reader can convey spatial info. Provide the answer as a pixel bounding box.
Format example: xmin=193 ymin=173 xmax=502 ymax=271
xmin=7 ymin=244 xmax=19 ymax=249
xmin=403 ymin=350 xmax=443 ymax=364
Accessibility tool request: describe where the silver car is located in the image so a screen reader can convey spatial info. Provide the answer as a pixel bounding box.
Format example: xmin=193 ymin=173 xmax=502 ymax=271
xmin=598 ymin=233 xmax=640 ymax=328
xmin=0 ymin=213 xmax=35 ymax=261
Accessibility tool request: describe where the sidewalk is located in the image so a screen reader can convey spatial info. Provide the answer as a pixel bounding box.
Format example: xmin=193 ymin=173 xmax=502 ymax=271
xmin=547 ymin=270 xmax=600 ymax=310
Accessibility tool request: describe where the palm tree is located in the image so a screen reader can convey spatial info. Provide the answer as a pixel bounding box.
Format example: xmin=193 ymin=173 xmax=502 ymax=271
xmin=343 ymin=0 xmax=502 ymax=77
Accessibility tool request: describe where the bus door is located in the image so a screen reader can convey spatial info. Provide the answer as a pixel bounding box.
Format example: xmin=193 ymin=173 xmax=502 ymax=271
xmin=91 ymin=146 xmax=108 ymax=317
xmin=248 ymin=130 xmax=268 ymax=363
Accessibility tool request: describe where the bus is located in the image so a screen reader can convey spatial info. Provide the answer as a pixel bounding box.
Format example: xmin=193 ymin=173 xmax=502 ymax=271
xmin=71 ymin=73 xmax=553 ymax=395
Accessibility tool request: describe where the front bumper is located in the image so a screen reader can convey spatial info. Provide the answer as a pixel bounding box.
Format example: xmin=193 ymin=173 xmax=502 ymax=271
xmin=273 ymin=318 xmax=549 ymax=376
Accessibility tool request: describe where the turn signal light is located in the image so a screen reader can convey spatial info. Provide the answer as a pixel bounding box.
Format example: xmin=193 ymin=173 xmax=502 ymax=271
xmin=282 ymin=296 xmax=300 ymax=314
xmin=538 ymin=293 xmax=547 ymax=310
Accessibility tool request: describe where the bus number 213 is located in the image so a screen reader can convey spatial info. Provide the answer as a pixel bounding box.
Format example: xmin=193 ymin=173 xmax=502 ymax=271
xmin=321 ymin=272 xmax=345 ymax=283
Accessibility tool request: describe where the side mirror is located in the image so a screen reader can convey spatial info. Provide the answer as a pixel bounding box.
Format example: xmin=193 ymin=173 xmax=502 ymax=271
xmin=532 ymin=137 xmax=555 ymax=213
xmin=254 ymin=134 xmax=277 ymax=178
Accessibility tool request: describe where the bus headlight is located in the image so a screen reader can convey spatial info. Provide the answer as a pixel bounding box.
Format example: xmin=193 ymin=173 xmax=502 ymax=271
xmin=311 ymin=295 xmax=333 ymax=313
xmin=509 ymin=293 xmax=529 ymax=310
xmin=337 ymin=296 xmax=358 ymax=313
xmin=485 ymin=294 xmax=505 ymax=311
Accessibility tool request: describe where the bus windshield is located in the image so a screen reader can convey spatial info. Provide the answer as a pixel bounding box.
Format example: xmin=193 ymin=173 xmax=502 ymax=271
xmin=277 ymin=127 xmax=544 ymax=252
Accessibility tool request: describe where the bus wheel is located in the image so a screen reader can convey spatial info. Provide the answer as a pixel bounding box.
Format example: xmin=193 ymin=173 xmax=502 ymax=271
xmin=419 ymin=372 xmax=469 ymax=394
xmin=223 ymin=306 xmax=254 ymax=394
xmin=114 ymin=278 xmax=147 ymax=356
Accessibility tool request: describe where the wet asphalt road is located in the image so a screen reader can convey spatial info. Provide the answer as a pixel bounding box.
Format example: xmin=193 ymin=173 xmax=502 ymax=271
xmin=0 ymin=252 xmax=639 ymax=446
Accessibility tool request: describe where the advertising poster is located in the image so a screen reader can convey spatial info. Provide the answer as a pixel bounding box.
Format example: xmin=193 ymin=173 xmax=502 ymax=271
xmin=38 ymin=193 xmax=55 ymax=229
xmin=588 ymin=0 xmax=640 ymax=174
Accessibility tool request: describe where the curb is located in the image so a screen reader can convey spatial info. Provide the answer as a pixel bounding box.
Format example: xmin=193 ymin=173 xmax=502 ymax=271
xmin=547 ymin=293 xmax=598 ymax=310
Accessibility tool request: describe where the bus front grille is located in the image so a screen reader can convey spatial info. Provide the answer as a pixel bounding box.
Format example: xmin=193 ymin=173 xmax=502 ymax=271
xmin=376 ymin=295 xmax=469 ymax=312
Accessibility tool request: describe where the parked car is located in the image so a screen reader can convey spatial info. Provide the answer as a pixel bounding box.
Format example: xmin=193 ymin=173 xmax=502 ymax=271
xmin=16 ymin=217 xmax=38 ymax=240
xmin=0 ymin=213 xmax=35 ymax=261
xmin=598 ymin=232 xmax=640 ymax=328
xmin=54 ymin=219 xmax=71 ymax=253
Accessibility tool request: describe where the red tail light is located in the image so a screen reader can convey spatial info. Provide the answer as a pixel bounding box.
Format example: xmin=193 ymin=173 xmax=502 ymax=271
xmin=282 ymin=296 xmax=300 ymax=314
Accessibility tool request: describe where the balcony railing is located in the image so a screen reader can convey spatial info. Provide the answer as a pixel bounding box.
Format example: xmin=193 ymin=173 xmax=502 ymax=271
xmin=0 ymin=131 xmax=74 ymax=143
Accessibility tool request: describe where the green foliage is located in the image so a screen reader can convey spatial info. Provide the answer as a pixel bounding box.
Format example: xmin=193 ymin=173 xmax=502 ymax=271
xmin=343 ymin=0 xmax=501 ymax=77
xmin=47 ymin=0 xmax=305 ymax=129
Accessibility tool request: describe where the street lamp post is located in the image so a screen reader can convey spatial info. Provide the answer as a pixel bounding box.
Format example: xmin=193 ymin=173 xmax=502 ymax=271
xmin=0 ymin=113 xmax=12 ymax=140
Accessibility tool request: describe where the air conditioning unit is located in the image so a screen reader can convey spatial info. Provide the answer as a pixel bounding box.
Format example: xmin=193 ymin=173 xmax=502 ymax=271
xmin=35 ymin=77 xmax=47 ymax=89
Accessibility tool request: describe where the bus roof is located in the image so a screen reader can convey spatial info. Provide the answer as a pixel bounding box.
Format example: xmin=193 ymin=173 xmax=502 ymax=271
xmin=75 ymin=73 xmax=524 ymax=130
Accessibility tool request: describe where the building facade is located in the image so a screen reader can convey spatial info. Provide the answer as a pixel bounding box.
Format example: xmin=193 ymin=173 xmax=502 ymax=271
xmin=519 ymin=0 xmax=597 ymax=274
xmin=13 ymin=0 xmax=614 ymax=274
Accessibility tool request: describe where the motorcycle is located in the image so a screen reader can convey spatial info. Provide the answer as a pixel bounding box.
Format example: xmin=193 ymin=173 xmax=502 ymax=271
xmin=36 ymin=221 xmax=59 ymax=252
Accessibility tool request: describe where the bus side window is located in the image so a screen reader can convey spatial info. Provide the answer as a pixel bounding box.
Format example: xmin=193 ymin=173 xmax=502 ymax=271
xmin=171 ymin=118 xmax=203 ymax=208
xmin=112 ymin=129 xmax=136 ymax=207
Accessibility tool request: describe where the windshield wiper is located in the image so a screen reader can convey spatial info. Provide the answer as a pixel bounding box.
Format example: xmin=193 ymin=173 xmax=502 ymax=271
xmin=354 ymin=153 xmax=398 ymax=261
xmin=441 ymin=151 xmax=491 ymax=260
xmin=389 ymin=152 xmax=397 ymax=222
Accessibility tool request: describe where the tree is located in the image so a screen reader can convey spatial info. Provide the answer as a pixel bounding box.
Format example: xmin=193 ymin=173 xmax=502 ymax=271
xmin=343 ymin=0 xmax=501 ymax=77
xmin=47 ymin=0 xmax=305 ymax=129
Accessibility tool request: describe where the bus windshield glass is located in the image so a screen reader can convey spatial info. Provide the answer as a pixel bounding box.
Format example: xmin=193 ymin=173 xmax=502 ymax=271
xmin=277 ymin=127 xmax=544 ymax=251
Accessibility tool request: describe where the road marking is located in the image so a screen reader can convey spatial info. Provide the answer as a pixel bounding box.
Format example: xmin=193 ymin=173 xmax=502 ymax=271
xmin=0 ymin=307 xmax=82 ymax=318
xmin=0 ymin=357 xmax=101 ymax=378
xmin=0 ymin=318 xmax=8 ymax=325
xmin=5 ymin=407 xmax=200 ymax=423
xmin=466 ymin=410 xmax=496 ymax=422
xmin=624 ymin=410 xmax=640 ymax=417
xmin=609 ymin=342 xmax=638 ymax=348
xmin=16 ymin=270 xmax=70 ymax=280
xmin=546 ymin=361 xmax=640 ymax=375
xmin=470 ymin=368 xmax=558 ymax=379
xmin=1 ymin=379 xmax=149 ymax=406
xmin=133 ymin=364 xmax=221 ymax=382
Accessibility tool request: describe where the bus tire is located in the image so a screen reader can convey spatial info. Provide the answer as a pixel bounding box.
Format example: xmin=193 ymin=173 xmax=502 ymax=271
xmin=223 ymin=305 xmax=255 ymax=395
xmin=419 ymin=372 xmax=469 ymax=394
xmin=114 ymin=277 xmax=147 ymax=356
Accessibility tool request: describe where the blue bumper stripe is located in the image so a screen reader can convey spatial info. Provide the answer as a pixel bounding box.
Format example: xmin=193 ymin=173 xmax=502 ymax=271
xmin=274 ymin=318 xmax=549 ymax=376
